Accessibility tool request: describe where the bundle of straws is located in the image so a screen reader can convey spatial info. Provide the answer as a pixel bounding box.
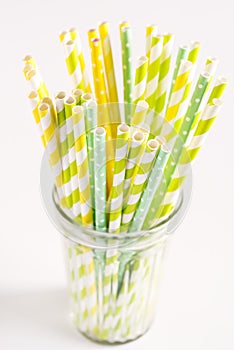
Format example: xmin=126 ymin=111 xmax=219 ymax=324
xmin=23 ymin=22 xmax=227 ymax=341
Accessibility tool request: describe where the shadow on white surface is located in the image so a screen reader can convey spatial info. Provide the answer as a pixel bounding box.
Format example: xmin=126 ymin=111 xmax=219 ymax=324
xmin=0 ymin=288 xmax=97 ymax=349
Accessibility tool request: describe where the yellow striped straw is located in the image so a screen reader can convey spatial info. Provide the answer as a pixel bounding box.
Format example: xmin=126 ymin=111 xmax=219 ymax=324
xmin=23 ymin=54 xmax=37 ymax=68
xmin=99 ymin=21 xmax=121 ymax=124
xmin=69 ymin=27 xmax=92 ymax=93
xmin=28 ymin=91 xmax=46 ymax=147
xmin=64 ymin=40 xmax=84 ymax=90
xmin=26 ymin=69 xmax=48 ymax=99
xmin=145 ymin=24 xmax=158 ymax=59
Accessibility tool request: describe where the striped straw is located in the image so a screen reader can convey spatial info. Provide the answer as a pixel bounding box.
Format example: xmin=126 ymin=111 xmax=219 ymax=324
xmin=132 ymin=56 xmax=149 ymax=108
xmin=123 ymin=130 xmax=146 ymax=202
xmin=131 ymin=100 xmax=149 ymax=128
xmin=26 ymin=69 xmax=49 ymax=99
xmin=121 ymin=139 xmax=159 ymax=232
xmin=145 ymin=24 xmax=158 ymax=59
xmin=69 ymin=27 xmax=92 ymax=93
xmin=145 ymin=35 xmax=163 ymax=110
xmin=72 ymin=106 xmax=93 ymax=226
xmin=64 ymin=40 xmax=84 ymax=90
xmin=28 ymin=91 xmax=45 ymax=147
xmin=108 ymin=124 xmax=130 ymax=233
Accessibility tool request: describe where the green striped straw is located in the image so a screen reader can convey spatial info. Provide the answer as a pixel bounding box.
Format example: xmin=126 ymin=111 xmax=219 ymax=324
xmin=131 ymin=100 xmax=149 ymax=128
xmin=129 ymin=142 xmax=169 ymax=232
xmin=94 ymin=127 xmax=107 ymax=231
xmin=123 ymin=130 xmax=146 ymax=202
xmin=145 ymin=35 xmax=163 ymax=110
xmin=145 ymin=24 xmax=158 ymax=58
xmin=108 ymin=123 xmax=130 ymax=233
xmin=55 ymin=91 xmax=74 ymax=210
xmin=120 ymin=25 xmax=133 ymax=124
xmin=132 ymin=56 xmax=149 ymax=108
xmin=72 ymin=88 xmax=83 ymax=104
xmin=121 ymin=139 xmax=159 ymax=232
xmin=142 ymin=72 xmax=211 ymax=229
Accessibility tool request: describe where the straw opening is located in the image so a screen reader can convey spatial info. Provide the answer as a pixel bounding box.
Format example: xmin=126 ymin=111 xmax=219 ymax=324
xmin=119 ymin=124 xmax=129 ymax=133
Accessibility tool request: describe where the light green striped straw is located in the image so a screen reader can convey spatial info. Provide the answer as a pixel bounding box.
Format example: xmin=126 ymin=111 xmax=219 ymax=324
xmin=94 ymin=127 xmax=107 ymax=231
xmin=145 ymin=24 xmax=158 ymax=58
xmin=188 ymin=41 xmax=200 ymax=64
xmin=120 ymin=25 xmax=133 ymax=124
xmin=154 ymin=33 xmax=174 ymax=132
xmin=129 ymin=142 xmax=169 ymax=232
xmin=108 ymin=123 xmax=130 ymax=233
xmin=55 ymin=91 xmax=73 ymax=210
xmin=72 ymin=88 xmax=83 ymax=105
xmin=123 ymin=130 xmax=146 ymax=202
xmin=132 ymin=56 xmax=148 ymax=108
xmin=145 ymin=35 xmax=163 ymax=110
xmin=121 ymin=139 xmax=159 ymax=232
xmin=131 ymin=100 xmax=149 ymax=128
xmin=142 ymin=72 xmax=211 ymax=229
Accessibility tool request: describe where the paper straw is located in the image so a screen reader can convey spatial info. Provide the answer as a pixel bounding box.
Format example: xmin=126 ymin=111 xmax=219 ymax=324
xmin=99 ymin=22 xmax=119 ymax=105
xmin=69 ymin=27 xmax=92 ymax=93
xmin=131 ymin=100 xmax=149 ymax=128
xmin=120 ymin=25 xmax=133 ymax=124
xmin=187 ymin=41 xmax=200 ymax=64
xmin=154 ymin=33 xmax=174 ymax=130
xmin=64 ymin=40 xmax=84 ymax=90
xmin=129 ymin=142 xmax=169 ymax=232
xmin=23 ymin=64 xmax=34 ymax=79
xmin=108 ymin=124 xmax=130 ymax=233
xmin=55 ymin=91 xmax=74 ymax=210
xmin=168 ymin=44 xmax=189 ymax=101
xmin=121 ymin=139 xmax=159 ymax=231
xmin=72 ymin=105 xmax=93 ymax=226
xmin=59 ymin=30 xmax=70 ymax=43
xmin=132 ymin=56 xmax=149 ymax=108
xmin=123 ymin=130 xmax=146 ymax=201
xmin=41 ymin=97 xmax=57 ymax=124
xmin=88 ymin=28 xmax=99 ymax=44
xmin=26 ymin=69 xmax=49 ymax=99
xmin=155 ymin=97 xmax=225 ymax=225
xmin=28 ymin=91 xmax=45 ymax=147
xmin=94 ymin=127 xmax=107 ymax=231
xmin=72 ymin=88 xmax=83 ymax=104
xmin=23 ymin=54 xmax=37 ymax=68
xmin=38 ymin=103 xmax=67 ymax=208
xmin=207 ymin=76 xmax=227 ymax=104
xmin=143 ymin=72 xmax=211 ymax=229
xmin=81 ymin=92 xmax=93 ymax=105
xmin=64 ymin=96 xmax=81 ymax=217
xmin=161 ymin=60 xmax=193 ymax=141
xmin=145 ymin=24 xmax=158 ymax=59
xmin=145 ymin=35 xmax=163 ymax=110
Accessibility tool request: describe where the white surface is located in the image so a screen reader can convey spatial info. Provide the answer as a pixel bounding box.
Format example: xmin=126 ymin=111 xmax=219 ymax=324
xmin=0 ymin=0 xmax=234 ymax=349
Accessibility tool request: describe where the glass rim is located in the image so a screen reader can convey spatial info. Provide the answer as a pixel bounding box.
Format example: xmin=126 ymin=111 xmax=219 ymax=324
xmin=40 ymin=152 xmax=193 ymax=248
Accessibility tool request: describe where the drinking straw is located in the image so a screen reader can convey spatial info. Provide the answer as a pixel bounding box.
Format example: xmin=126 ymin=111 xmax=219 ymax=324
xmin=120 ymin=25 xmax=133 ymax=123
xmin=129 ymin=142 xmax=169 ymax=232
xmin=131 ymin=100 xmax=149 ymax=128
xmin=89 ymin=37 xmax=114 ymax=195
xmin=145 ymin=24 xmax=158 ymax=59
xmin=132 ymin=56 xmax=149 ymax=108
xmin=81 ymin=92 xmax=93 ymax=105
xmin=145 ymin=35 xmax=163 ymax=110
xmin=154 ymin=33 xmax=174 ymax=132
xmin=59 ymin=30 xmax=70 ymax=43
xmin=72 ymin=105 xmax=93 ymax=226
xmin=168 ymin=44 xmax=189 ymax=100
xmin=64 ymin=96 xmax=81 ymax=217
xmin=26 ymin=69 xmax=49 ymax=99
xmin=69 ymin=27 xmax=92 ymax=93
xmin=23 ymin=54 xmax=37 ymax=68
xmin=156 ymin=96 xmax=225 ymax=224
xmin=38 ymin=103 xmax=67 ymax=209
xmin=187 ymin=41 xmax=200 ymax=64
xmin=142 ymin=72 xmax=211 ymax=229
xmin=83 ymin=100 xmax=98 ymax=222
xmin=108 ymin=124 xmax=130 ymax=232
xmin=41 ymin=97 xmax=57 ymax=124
xmin=28 ymin=91 xmax=45 ymax=147
xmin=72 ymin=88 xmax=83 ymax=104
xmin=161 ymin=60 xmax=193 ymax=141
xmin=64 ymin=40 xmax=84 ymax=90
xmin=88 ymin=28 xmax=99 ymax=44
xmin=121 ymin=139 xmax=159 ymax=232
xmin=207 ymin=76 xmax=228 ymax=103
xmin=55 ymin=91 xmax=74 ymax=210
xmin=99 ymin=22 xmax=119 ymax=106
xmin=123 ymin=130 xmax=146 ymax=202
xmin=23 ymin=64 xmax=33 ymax=79
xmin=94 ymin=127 xmax=107 ymax=231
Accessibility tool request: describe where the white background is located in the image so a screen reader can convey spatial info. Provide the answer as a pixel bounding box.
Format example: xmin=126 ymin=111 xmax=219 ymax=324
xmin=0 ymin=0 xmax=233 ymax=349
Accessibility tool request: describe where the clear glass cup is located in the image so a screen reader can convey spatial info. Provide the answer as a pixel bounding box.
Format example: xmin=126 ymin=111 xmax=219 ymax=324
xmin=40 ymin=152 xmax=192 ymax=344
